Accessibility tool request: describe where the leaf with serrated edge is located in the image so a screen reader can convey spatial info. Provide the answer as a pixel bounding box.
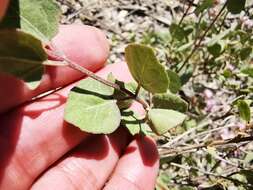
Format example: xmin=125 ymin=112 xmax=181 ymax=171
xmin=0 ymin=0 xmax=61 ymax=41
xmin=0 ymin=30 xmax=46 ymax=89
xmin=64 ymin=77 xmax=121 ymax=134
xmin=125 ymin=44 xmax=169 ymax=94
xmin=148 ymin=109 xmax=186 ymax=135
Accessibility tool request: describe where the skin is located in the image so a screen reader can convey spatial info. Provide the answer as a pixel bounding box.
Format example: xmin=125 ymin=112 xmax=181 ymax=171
xmin=0 ymin=25 xmax=110 ymax=113
xmin=0 ymin=24 xmax=159 ymax=190
xmin=0 ymin=0 xmax=9 ymax=20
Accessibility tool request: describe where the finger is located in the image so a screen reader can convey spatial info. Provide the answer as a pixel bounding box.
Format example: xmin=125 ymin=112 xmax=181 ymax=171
xmin=0 ymin=0 xmax=9 ymax=20
xmin=31 ymin=127 xmax=131 ymax=190
xmin=104 ymin=135 xmax=159 ymax=190
xmin=0 ymin=62 xmax=133 ymax=190
xmin=0 ymin=24 xmax=109 ymax=113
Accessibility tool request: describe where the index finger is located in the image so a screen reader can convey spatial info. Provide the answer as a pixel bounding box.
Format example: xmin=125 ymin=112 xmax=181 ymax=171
xmin=0 ymin=24 xmax=109 ymax=113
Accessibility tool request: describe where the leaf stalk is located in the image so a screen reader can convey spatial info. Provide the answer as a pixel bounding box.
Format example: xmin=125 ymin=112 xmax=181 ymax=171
xmin=47 ymin=47 xmax=150 ymax=110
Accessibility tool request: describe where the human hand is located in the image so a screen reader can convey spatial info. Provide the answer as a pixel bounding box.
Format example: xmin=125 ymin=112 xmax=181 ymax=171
xmin=0 ymin=0 xmax=9 ymax=20
xmin=0 ymin=24 xmax=159 ymax=190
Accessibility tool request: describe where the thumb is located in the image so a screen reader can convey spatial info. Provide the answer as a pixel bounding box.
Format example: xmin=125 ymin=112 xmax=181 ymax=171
xmin=0 ymin=0 xmax=9 ymax=20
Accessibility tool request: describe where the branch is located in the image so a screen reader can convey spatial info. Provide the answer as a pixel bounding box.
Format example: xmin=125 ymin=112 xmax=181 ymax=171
xmin=66 ymin=58 xmax=149 ymax=109
xmin=177 ymin=2 xmax=227 ymax=72
xmin=159 ymin=135 xmax=253 ymax=157
xmin=170 ymin=162 xmax=253 ymax=188
xmin=46 ymin=47 xmax=149 ymax=110
xmin=210 ymin=143 xmax=247 ymax=172
xmin=162 ymin=119 xmax=210 ymax=147
xmin=178 ymin=0 xmax=194 ymax=26
xmin=134 ymin=83 xmax=141 ymax=97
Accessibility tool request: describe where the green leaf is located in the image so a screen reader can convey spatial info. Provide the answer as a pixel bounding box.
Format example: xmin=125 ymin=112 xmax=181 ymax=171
xmin=167 ymin=70 xmax=181 ymax=93
xmin=237 ymin=100 xmax=251 ymax=123
xmin=227 ymin=0 xmax=246 ymax=14
xmin=152 ymin=93 xmax=188 ymax=113
xmin=223 ymin=69 xmax=233 ymax=78
xmin=240 ymin=47 xmax=252 ymax=60
xmin=0 ymin=0 xmax=61 ymax=41
xmin=148 ymin=109 xmax=186 ymax=135
xmin=207 ymin=43 xmax=223 ymax=57
xmin=170 ymin=23 xmax=185 ymax=41
xmin=107 ymin=73 xmax=137 ymax=110
xmin=195 ymin=0 xmax=215 ymax=15
xmin=206 ymin=27 xmax=236 ymax=58
xmin=125 ymin=44 xmax=169 ymax=94
xmin=241 ymin=67 xmax=253 ymax=78
xmin=180 ymin=65 xmax=193 ymax=85
xmin=238 ymin=170 xmax=253 ymax=185
xmin=170 ymin=24 xmax=193 ymax=41
xmin=115 ymin=82 xmax=136 ymax=109
xmin=207 ymin=25 xmax=235 ymax=46
xmin=64 ymin=77 xmax=121 ymax=134
xmin=0 ymin=29 xmax=47 ymax=89
xmin=244 ymin=152 xmax=253 ymax=165
xmin=121 ymin=109 xmax=148 ymax=136
xmin=177 ymin=40 xmax=194 ymax=52
xmin=156 ymin=172 xmax=171 ymax=190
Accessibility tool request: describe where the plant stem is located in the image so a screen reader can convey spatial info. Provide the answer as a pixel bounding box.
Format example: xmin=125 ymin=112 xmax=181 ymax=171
xmin=218 ymin=11 xmax=228 ymax=33
xmin=63 ymin=56 xmax=150 ymax=109
xmin=159 ymin=135 xmax=253 ymax=157
xmin=210 ymin=143 xmax=246 ymax=172
xmin=177 ymin=2 xmax=227 ymax=72
xmin=46 ymin=44 xmax=150 ymax=110
xmin=170 ymin=163 xmax=253 ymax=188
xmin=178 ymin=0 xmax=193 ymax=26
xmin=135 ymin=83 xmax=141 ymax=96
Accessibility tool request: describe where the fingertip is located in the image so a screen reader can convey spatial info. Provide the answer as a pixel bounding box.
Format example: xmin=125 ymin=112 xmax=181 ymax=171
xmin=0 ymin=24 xmax=110 ymax=113
xmin=104 ymin=135 xmax=159 ymax=190
xmin=52 ymin=24 xmax=109 ymax=72
xmin=0 ymin=0 xmax=9 ymax=20
xmin=47 ymin=24 xmax=110 ymax=87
